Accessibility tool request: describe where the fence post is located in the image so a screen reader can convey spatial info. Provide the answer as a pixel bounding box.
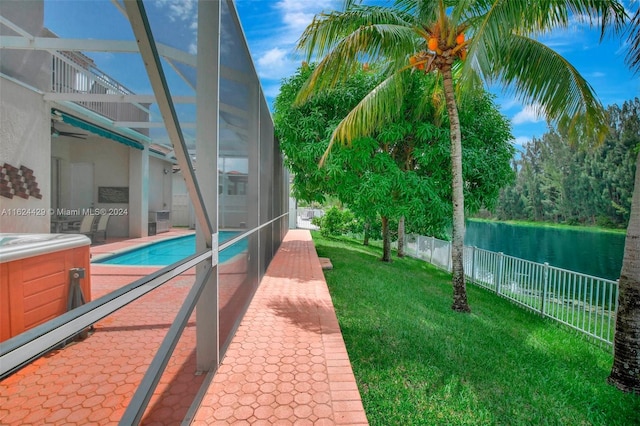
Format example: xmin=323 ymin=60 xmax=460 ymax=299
xmin=447 ymin=241 xmax=452 ymax=272
xmin=430 ymin=237 xmax=434 ymax=264
xmin=496 ymin=252 xmax=504 ymax=295
xmin=470 ymin=246 xmax=476 ymax=283
xmin=541 ymin=262 xmax=549 ymax=315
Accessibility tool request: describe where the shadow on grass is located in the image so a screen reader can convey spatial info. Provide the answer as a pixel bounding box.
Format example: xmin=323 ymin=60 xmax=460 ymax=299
xmin=313 ymin=237 xmax=640 ymax=426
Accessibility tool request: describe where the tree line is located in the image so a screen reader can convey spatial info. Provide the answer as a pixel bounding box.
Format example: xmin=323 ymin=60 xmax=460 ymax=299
xmin=489 ymin=98 xmax=639 ymax=229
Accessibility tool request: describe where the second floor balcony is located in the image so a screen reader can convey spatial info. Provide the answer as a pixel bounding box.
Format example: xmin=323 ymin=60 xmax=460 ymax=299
xmin=51 ymin=50 xmax=150 ymax=134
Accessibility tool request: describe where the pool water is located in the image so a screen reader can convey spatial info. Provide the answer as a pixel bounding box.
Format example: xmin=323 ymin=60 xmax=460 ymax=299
xmin=94 ymin=232 xmax=245 ymax=266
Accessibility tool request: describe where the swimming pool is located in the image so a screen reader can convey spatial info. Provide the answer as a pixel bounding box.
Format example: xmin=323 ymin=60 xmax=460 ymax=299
xmin=94 ymin=232 xmax=245 ymax=266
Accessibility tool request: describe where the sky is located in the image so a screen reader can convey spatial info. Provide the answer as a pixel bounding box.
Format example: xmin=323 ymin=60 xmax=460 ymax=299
xmin=234 ymin=0 xmax=639 ymax=150
xmin=39 ymin=0 xmax=639 ymax=153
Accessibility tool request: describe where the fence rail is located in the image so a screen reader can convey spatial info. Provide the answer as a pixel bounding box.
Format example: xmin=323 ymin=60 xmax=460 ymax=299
xmin=406 ymin=234 xmax=619 ymax=346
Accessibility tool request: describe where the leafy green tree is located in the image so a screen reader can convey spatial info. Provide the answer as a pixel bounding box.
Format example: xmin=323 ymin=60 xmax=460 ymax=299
xmin=276 ymin=64 xmax=513 ymax=263
xmin=275 ymin=64 xmax=411 ymax=261
xmin=274 ymin=64 xmax=378 ymax=204
xmin=294 ymin=0 xmax=625 ymax=312
xmin=538 ymin=131 xmax=575 ymax=222
xmin=519 ymin=138 xmax=546 ymax=221
xmin=315 ymin=206 xmax=357 ymax=237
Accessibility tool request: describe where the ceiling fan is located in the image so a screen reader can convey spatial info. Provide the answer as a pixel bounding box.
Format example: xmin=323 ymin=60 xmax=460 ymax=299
xmin=51 ymin=120 xmax=87 ymax=139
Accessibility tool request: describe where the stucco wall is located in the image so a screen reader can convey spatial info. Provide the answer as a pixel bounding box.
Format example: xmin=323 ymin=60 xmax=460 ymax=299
xmin=51 ymin=135 xmax=133 ymax=237
xmin=0 ymin=78 xmax=51 ymax=233
xmin=149 ymin=156 xmax=172 ymax=213
xmin=171 ymin=172 xmax=196 ymax=228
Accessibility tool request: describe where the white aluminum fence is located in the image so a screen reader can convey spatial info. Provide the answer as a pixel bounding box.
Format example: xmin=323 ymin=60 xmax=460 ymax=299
xmin=406 ymin=234 xmax=619 ymax=346
xmin=296 ymin=208 xmax=321 ymax=230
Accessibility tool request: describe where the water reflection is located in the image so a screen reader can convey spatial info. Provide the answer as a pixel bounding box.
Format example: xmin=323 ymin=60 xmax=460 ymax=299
xmin=465 ymin=221 xmax=625 ymax=280
xmin=219 ymin=234 xmax=258 ymax=353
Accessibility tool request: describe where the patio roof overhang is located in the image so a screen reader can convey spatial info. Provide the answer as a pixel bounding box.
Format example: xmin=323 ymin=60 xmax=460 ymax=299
xmin=53 ymin=108 xmax=144 ymax=150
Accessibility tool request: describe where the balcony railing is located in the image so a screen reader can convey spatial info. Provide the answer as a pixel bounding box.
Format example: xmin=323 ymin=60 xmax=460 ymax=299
xmin=51 ymin=51 xmax=149 ymax=128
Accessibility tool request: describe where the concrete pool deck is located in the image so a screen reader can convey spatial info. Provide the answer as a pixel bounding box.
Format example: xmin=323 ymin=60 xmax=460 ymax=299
xmin=0 ymin=229 xmax=368 ymax=425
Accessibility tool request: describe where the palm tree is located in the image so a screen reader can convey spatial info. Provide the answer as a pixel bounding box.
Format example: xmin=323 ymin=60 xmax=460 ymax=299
xmin=608 ymin=3 xmax=640 ymax=394
xmin=608 ymin=150 xmax=640 ymax=393
xmin=295 ymin=0 xmax=626 ymax=313
xmin=625 ymin=6 xmax=640 ymax=72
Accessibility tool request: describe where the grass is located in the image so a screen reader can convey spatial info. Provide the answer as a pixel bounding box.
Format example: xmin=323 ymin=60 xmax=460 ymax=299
xmin=311 ymin=232 xmax=640 ymax=426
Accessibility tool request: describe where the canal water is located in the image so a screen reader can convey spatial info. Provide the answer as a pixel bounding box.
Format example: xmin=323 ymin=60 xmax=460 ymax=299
xmin=464 ymin=221 xmax=625 ymax=281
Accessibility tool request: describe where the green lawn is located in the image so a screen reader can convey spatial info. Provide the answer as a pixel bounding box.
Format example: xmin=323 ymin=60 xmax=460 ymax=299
xmin=312 ymin=232 xmax=640 ymax=426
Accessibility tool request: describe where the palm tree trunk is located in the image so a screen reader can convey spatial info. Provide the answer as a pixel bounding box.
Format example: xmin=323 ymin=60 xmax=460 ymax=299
xmin=398 ymin=216 xmax=405 ymax=257
xmin=381 ymin=216 xmax=391 ymax=262
xmin=608 ymin=150 xmax=640 ymax=393
xmin=442 ymin=65 xmax=470 ymax=313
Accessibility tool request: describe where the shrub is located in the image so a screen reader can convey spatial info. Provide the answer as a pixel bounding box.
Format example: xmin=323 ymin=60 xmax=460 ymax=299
xmin=317 ymin=207 xmax=359 ymax=237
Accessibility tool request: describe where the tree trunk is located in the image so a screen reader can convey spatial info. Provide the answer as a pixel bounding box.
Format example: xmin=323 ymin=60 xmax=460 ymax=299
xmin=381 ymin=216 xmax=391 ymax=262
xmin=608 ymin=150 xmax=640 ymax=393
xmin=442 ymin=65 xmax=470 ymax=313
xmin=398 ymin=216 xmax=405 ymax=258
xmin=363 ymin=221 xmax=370 ymax=246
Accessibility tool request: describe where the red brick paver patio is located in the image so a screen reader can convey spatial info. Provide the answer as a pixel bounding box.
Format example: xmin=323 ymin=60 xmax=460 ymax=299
xmin=0 ymin=229 xmax=368 ymax=425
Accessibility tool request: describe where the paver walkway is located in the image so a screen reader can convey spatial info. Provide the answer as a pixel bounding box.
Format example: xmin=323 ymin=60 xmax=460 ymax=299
xmin=0 ymin=229 xmax=368 ymax=425
xmin=192 ymin=230 xmax=367 ymax=425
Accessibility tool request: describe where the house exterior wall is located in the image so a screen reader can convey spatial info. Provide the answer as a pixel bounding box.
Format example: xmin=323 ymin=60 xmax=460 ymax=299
xmin=51 ymin=135 xmax=130 ymax=237
xmin=171 ymin=173 xmax=195 ymax=228
xmin=0 ymin=78 xmax=51 ymax=233
xmin=149 ymin=156 xmax=172 ymax=213
xmin=2 ymin=0 xmax=177 ymax=239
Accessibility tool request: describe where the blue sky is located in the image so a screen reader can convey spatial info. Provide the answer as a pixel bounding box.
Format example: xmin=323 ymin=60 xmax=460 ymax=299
xmin=235 ymin=0 xmax=639 ymax=149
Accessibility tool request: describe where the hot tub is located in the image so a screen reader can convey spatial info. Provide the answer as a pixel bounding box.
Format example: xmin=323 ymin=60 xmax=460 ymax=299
xmin=0 ymin=233 xmax=91 ymax=342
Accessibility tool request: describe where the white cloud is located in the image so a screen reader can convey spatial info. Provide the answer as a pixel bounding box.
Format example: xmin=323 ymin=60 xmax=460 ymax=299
xmin=258 ymin=47 xmax=287 ymax=67
xmin=256 ymin=47 xmax=293 ymax=79
xmin=279 ymin=1 xmax=338 ymax=34
xmin=570 ymin=13 xmax=602 ymax=28
xmin=281 ymin=10 xmax=318 ymax=34
xmin=271 ymin=0 xmax=341 ymax=46
xmin=512 ymin=104 xmax=545 ymax=125
xmin=498 ymin=97 xmax=522 ymax=111
xmin=155 ymin=0 xmax=197 ymax=22
xmin=153 ymin=0 xmax=198 ymax=54
xmin=236 ymin=0 xmax=342 ymax=104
